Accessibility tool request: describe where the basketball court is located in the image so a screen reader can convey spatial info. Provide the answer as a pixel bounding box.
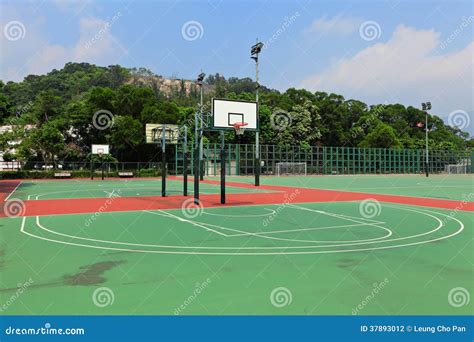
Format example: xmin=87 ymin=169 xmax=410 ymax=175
xmin=0 ymin=98 xmax=472 ymax=316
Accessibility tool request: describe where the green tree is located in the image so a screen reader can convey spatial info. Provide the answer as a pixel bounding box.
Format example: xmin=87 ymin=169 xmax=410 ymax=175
xmin=109 ymin=116 xmax=143 ymax=160
xmin=359 ymin=123 xmax=403 ymax=148
xmin=24 ymin=123 xmax=64 ymax=164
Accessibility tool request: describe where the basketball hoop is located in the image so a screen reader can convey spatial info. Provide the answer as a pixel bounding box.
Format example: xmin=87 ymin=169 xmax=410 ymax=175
xmin=233 ymin=122 xmax=248 ymax=135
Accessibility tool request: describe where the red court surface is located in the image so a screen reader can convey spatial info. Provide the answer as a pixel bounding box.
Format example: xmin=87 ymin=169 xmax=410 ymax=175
xmin=1 ymin=178 xmax=472 ymax=217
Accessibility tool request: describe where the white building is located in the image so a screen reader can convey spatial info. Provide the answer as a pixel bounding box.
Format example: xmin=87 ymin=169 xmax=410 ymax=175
xmin=0 ymin=125 xmax=35 ymax=171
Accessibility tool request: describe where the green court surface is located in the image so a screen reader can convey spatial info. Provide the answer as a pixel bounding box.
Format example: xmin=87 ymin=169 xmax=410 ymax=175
xmin=10 ymin=179 xmax=266 ymax=201
xmin=217 ymin=174 xmax=473 ymax=201
xmin=0 ymin=175 xmax=472 ymax=315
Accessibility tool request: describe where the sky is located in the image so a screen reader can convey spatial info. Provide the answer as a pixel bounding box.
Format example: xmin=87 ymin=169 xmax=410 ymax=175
xmin=1 ymin=0 xmax=473 ymax=135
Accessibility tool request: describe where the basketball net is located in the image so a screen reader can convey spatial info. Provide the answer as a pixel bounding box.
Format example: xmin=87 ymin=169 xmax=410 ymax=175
xmin=233 ymin=122 xmax=248 ymax=135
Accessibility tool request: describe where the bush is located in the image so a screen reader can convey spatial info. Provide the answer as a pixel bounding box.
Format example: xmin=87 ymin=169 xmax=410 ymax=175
xmin=138 ymin=168 xmax=160 ymax=177
xmin=0 ymin=168 xmax=161 ymax=179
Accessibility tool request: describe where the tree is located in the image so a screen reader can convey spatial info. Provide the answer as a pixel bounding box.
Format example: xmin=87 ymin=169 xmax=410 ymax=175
xmin=273 ymin=100 xmax=321 ymax=146
xmin=359 ymin=123 xmax=403 ymax=149
xmin=34 ymin=90 xmax=62 ymax=123
xmin=23 ymin=123 xmax=64 ymax=164
xmin=109 ymin=116 xmax=143 ymax=160
xmin=0 ymin=62 xmax=470 ymax=164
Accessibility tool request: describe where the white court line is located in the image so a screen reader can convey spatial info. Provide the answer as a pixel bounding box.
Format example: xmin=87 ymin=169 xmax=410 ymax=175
xmin=203 ymin=208 xmax=276 ymax=218
xmin=230 ymin=222 xmax=385 ymax=237
xmin=147 ymin=204 xmax=392 ymax=242
xmin=287 ymin=203 xmax=386 ymax=226
xmin=19 ymin=205 xmax=465 ymax=255
xmin=144 ymin=210 xmax=228 ymax=237
xmin=5 ymin=181 xmax=22 ymax=201
xmin=25 ymin=203 xmax=459 ymax=251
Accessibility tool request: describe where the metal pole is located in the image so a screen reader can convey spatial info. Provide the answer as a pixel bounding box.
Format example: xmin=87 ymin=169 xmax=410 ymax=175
xmin=101 ymin=154 xmax=104 ymax=180
xmin=425 ymin=111 xmax=429 ymax=177
xmin=220 ymin=131 xmax=225 ymax=204
xmin=90 ymin=158 xmax=94 ymax=180
xmin=162 ymin=126 xmax=166 ymax=197
xmin=183 ymin=125 xmax=188 ymax=196
xmin=194 ymin=111 xmax=200 ymax=204
xmin=199 ymin=83 xmax=204 ymax=181
xmin=255 ymin=46 xmax=260 ymax=187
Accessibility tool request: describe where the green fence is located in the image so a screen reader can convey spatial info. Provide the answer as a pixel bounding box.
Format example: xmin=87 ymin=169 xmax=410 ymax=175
xmin=175 ymin=144 xmax=472 ymax=176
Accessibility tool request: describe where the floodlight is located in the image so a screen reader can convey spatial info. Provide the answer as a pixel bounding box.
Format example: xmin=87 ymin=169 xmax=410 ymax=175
xmin=421 ymin=103 xmax=426 ymax=111
xmin=197 ymin=72 xmax=205 ymax=84
xmin=426 ymin=102 xmax=431 ymax=110
xmin=251 ymin=42 xmax=264 ymax=56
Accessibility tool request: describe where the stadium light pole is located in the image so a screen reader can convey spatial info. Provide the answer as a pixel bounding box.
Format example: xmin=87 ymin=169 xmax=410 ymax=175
xmin=421 ymin=102 xmax=431 ymax=177
xmin=251 ymin=40 xmax=263 ymax=187
xmin=197 ymin=72 xmax=206 ymax=181
xmin=194 ymin=73 xmax=205 ymax=204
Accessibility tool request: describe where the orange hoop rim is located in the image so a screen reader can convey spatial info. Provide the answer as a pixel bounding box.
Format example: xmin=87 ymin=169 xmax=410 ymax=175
xmin=233 ymin=122 xmax=248 ymax=135
xmin=232 ymin=122 xmax=248 ymax=129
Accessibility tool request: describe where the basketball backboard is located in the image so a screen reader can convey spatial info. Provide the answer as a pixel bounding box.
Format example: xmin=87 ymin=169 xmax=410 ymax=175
xmin=146 ymin=124 xmax=179 ymax=144
xmin=211 ymin=99 xmax=258 ymax=131
xmin=92 ymin=144 xmax=110 ymax=155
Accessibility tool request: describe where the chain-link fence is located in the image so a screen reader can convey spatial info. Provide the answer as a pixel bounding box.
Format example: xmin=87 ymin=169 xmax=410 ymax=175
xmin=1 ymin=145 xmax=471 ymax=178
xmin=176 ymin=144 xmax=472 ymax=176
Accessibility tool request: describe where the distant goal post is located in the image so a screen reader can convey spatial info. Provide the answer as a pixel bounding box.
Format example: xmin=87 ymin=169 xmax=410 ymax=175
xmin=445 ymin=164 xmax=468 ymax=174
xmin=276 ymin=162 xmax=307 ymax=176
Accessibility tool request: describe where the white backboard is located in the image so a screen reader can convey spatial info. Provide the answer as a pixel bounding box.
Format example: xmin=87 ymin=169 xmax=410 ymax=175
xmin=92 ymin=144 xmax=110 ymax=155
xmin=212 ymin=99 xmax=258 ymax=131
xmin=146 ymin=124 xmax=179 ymax=144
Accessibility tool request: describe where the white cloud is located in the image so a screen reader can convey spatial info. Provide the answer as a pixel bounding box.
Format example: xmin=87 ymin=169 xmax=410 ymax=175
xmin=1 ymin=13 xmax=125 ymax=81
xmin=301 ymin=25 xmax=474 ymax=128
xmin=307 ymin=15 xmax=362 ymax=35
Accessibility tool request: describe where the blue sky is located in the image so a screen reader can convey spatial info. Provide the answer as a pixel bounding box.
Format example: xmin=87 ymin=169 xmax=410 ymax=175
xmin=1 ymin=0 xmax=473 ymax=134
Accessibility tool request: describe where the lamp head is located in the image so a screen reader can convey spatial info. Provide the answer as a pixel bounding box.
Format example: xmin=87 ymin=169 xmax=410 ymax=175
xmin=251 ymin=42 xmax=264 ymax=56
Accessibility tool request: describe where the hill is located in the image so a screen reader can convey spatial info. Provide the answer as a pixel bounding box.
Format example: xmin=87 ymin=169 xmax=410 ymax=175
xmin=0 ymin=62 xmax=470 ymax=163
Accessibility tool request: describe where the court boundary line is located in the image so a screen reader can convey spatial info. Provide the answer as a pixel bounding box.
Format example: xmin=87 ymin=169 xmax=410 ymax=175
xmin=20 ymin=204 xmax=465 ymax=255
xmin=4 ymin=181 xmax=22 ymax=201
